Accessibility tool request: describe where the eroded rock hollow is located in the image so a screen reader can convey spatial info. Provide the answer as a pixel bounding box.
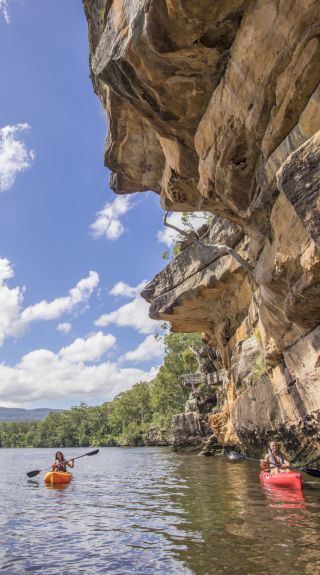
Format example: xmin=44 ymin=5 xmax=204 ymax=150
xmin=84 ymin=0 xmax=320 ymax=463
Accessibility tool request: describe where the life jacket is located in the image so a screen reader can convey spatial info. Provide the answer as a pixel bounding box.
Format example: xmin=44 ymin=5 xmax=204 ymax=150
xmin=269 ymin=449 xmax=284 ymax=467
xmin=55 ymin=461 xmax=67 ymax=472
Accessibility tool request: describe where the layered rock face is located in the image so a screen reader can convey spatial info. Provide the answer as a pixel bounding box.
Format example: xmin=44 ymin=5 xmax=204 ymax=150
xmin=84 ymin=0 xmax=320 ymax=463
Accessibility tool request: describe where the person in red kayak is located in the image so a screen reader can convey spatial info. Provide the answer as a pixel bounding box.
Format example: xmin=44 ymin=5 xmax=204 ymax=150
xmin=52 ymin=451 xmax=74 ymax=472
xmin=261 ymin=441 xmax=290 ymax=474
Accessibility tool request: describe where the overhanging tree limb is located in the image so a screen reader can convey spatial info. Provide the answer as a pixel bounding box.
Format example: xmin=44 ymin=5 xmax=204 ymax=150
xmin=163 ymin=211 xmax=255 ymax=274
xmin=199 ymin=242 xmax=255 ymax=274
xmin=163 ymin=211 xmax=199 ymax=240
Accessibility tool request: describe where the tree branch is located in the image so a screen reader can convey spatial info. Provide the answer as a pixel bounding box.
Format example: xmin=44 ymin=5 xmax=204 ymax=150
xmin=199 ymin=241 xmax=255 ymax=274
xmin=163 ymin=211 xmax=199 ymax=240
xmin=162 ymin=211 xmax=255 ymax=275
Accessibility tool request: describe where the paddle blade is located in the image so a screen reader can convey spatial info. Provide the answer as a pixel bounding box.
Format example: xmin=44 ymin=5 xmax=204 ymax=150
xmin=227 ymin=450 xmax=245 ymax=461
xmin=86 ymin=449 xmax=99 ymax=456
xmin=26 ymin=469 xmax=41 ymax=478
xmin=301 ymin=467 xmax=320 ymax=478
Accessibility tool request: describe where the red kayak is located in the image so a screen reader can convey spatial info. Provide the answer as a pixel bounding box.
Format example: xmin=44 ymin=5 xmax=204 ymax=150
xmin=260 ymin=470 xmax=302 ymax=490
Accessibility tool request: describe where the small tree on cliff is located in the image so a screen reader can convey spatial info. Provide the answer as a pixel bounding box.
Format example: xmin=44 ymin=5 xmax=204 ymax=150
xmin=163 ymin=211 xmax=254 ymax=274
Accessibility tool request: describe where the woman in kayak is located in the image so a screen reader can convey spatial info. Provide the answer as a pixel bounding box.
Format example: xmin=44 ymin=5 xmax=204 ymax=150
xmin=52 ymin=451 xmax=74 ymax=472
xmin=261 ymin=441 xmax=290 ymax=474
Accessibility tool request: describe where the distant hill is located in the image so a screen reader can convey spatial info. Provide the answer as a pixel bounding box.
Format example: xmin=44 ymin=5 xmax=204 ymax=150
xmin=0 ymin=407 xmax=63 ymax=422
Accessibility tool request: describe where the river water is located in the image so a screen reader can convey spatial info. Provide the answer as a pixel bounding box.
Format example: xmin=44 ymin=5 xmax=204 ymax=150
xmin=0 ymin=447 xmax=319 ymax=574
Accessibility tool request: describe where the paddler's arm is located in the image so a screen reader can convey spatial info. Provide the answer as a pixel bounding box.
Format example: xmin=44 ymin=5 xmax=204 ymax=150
xmin=281 ymin=457 xmax=290 ymax=469
xmin=260 ymin=454 xmax=270 ymax=470
xmin=66 ymin=459 xmax=74 ymax=468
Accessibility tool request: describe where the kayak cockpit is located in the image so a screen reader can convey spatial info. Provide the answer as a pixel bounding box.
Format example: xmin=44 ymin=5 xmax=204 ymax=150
xmin=260 ymin=470 xmax=302 ymax=490
xmin=44 ymin=471 xmax=72 ymax=485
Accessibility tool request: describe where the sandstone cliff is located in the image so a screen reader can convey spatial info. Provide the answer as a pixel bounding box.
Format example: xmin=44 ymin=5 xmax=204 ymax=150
xmin=84 ymin=0 xmax=320 ymax=464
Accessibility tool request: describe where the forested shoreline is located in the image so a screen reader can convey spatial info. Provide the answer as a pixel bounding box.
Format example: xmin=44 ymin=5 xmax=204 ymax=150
xmin=0 ymin=332 xmax=201 ymax=448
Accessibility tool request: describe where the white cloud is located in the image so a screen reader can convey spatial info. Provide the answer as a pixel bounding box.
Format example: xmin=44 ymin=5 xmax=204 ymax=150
xmin=0 ymin=258 xmax=14 ymax=281
xmin=0 ymin=0 xmax=9 ymax=23
xmin=97 ymin=280 xmax=159 ymax=334
xmin=95 ymin=296 xmax=158 ymax=334
xmin=0 ymin=258 xmax=25 ymax=345
xmin=59 ymin=332 xmax=116 ymax=363
xmin=57 ymin=322 xmax=72 ymax=334
xmin=0 ymin=258 xmax=99 ymax=345
xmin=90 ymin=195 xmax=133 ymax=240
xmin=0 ymin=124 xmax=35 ymax=191
xmin=109 ymin=280 xmax=147 ymax=298
xmin=20 ymin=271 xmax=99 ymax=324
xmin=121 ymin=334 xmax=164 ymax=363
xmin=0 ymin=342 xmax=158 ymax=406
xmin=157 ymin=212 xmax=208 ymax=247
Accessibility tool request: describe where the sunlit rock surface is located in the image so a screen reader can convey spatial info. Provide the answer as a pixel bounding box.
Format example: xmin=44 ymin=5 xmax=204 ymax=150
xmin=84 ymin=0 xmax=320 ymax=462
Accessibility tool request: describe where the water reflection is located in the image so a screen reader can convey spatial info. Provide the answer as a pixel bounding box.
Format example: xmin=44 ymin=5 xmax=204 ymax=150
xmin=261 ymin=485 xmax=306 ymax=527
xmin=45 ymin=482 xmax=70 ymax=491
xmin=263 ymin=485 xmax=305 ymax=509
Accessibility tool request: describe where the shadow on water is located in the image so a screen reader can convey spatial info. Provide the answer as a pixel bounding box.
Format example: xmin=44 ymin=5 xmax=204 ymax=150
xmin=26 ymin=479 xmax=40 ymax=487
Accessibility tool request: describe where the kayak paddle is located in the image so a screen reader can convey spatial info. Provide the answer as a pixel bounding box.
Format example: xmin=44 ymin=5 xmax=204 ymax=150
xmin=227 ymin=450 xmax=320 ymax=478
xmin=26 ymin=449 xmax=99 ymax=478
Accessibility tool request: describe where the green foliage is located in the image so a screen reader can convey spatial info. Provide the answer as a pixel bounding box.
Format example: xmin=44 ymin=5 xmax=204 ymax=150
xmin=0 ymin=332 xmax=203 ymax=448
xmin=150 ymin=332 xmax=201 ymax=416
xmin=108 ymin=382 xmax=152 ymax=436
xmin=119 ymin=421 xmax=147 ymax=447
xmin=172 ymin=243 xmax=182 ymax=258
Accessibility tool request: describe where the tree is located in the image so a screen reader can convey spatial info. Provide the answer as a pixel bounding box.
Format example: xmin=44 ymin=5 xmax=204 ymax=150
xmin=163 ymin=211 xmax=254 ymax=273
xmin=150 ymin=332 xmax=202 ymax=419
xmin=108 ymin=382 xmax=153 ymax=436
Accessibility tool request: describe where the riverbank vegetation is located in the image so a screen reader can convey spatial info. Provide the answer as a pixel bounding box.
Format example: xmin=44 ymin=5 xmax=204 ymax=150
xmin=0 ymin=332 xmax=201 ymax=448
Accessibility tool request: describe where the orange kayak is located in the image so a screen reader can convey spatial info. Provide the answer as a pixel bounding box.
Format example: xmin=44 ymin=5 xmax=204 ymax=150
xmin=260 ymin=470 xmax=302 ymax=490
xmin=44 ymin=471 xmax=72 ymax=485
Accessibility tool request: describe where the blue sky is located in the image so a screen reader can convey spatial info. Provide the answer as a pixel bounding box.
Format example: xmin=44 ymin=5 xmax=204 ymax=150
xmin=0 ymin=0 xmax=190 ymax=408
